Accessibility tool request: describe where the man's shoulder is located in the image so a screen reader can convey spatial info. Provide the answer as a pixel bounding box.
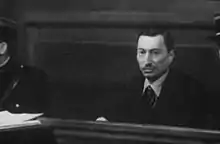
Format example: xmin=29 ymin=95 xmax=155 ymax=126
xmin=20 ymin=65 xmax=45 ymax=74
xmin=6 ymin=59 xmax=46 ymax=78
xmin=167 ymin=68 xmax=205 ymax=92
xmin=169 ymin=68 xmax=200 ymax=83
xmin=17 ymin=64 xmax=47 ymax=81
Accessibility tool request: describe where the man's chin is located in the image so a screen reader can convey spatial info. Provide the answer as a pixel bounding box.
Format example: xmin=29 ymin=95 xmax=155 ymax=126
xmin=142 ymin=72 xmax=155 ymax=78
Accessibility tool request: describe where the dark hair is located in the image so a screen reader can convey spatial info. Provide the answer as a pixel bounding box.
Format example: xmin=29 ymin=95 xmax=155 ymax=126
xmin=137 ymin=28 xmax=175 ymax=52
xmin=0 ymin=18 xmax=17 ymax=56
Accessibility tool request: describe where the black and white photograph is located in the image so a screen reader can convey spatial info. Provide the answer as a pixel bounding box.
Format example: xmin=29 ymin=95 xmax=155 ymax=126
xmin=1 ymin=0 xmax=220 ymax=143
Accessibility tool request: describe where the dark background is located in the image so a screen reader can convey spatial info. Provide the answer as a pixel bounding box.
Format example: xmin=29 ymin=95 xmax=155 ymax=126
xmin=2 ymin=0 xmax=220 ymax=120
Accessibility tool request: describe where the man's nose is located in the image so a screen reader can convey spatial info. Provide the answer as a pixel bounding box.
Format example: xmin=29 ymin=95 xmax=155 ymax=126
xmin=144 ymin=52 xmax=152 ymax=63
xmin=142 ymin=53 xmax=153 ymax=67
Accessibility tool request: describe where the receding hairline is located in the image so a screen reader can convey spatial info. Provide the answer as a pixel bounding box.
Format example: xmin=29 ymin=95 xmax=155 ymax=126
xmin=137 ymin=34 xmax=166 ymax=47
xmin=136 ymin=29 xmax=174 ymax=52
xmin=137 ymin=34 xmax=170 ymax=53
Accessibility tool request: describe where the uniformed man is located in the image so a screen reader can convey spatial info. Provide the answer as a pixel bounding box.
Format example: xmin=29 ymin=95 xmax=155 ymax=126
xmin=0 ymin=18 xmax=49 ymax=114
xmin=0 ymin=17 xmax=57 ymax=144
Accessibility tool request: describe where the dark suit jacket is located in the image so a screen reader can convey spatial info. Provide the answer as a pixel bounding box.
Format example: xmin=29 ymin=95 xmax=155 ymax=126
xmin=97 ymin=68 xmax=209 ymax=129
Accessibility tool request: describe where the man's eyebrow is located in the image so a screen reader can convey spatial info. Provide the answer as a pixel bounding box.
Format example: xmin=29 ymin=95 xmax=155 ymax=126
xmin=137 ymin=48 xmax=145 ymax=50
xmin=137 ymin=48 xmax=161 ymax=51
xmin=150 ymin=48 xmax=161 ymax=51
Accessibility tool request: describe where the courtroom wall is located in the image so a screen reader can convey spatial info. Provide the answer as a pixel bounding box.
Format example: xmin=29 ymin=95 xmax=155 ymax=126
xmin=7 ymin=0 xmax=220 ymax=119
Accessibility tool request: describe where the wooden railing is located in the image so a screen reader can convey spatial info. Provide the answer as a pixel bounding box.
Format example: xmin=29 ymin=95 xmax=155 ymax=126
xmin=39 ymin=118 xmax=220 ymax=144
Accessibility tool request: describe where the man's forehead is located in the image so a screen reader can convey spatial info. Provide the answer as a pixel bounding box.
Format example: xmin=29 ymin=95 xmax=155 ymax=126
xmin=137 ymin=35 xmax=166 ymax=50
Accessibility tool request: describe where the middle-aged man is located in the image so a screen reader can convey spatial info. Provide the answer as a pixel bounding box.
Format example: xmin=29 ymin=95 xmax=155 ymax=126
xmin=96 ymin=28 xmax=209 ymax=129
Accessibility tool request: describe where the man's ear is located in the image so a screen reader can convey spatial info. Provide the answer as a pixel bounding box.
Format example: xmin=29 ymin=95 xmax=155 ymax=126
xmin=168 ymin=49 xmax=175 ymax=62
xmin=0 ymin=42 xmax=7 ymax=55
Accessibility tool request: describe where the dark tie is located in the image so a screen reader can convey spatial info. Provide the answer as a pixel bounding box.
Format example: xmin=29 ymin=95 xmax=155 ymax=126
xmin=142 ymin=85 xmax=157 ymax=108
xmin=135 ymin=85 xmax=157 ymax=124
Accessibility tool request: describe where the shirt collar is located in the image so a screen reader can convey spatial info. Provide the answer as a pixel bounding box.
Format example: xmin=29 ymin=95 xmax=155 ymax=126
xmin=143 ymin=69 xmax=169 ymax=97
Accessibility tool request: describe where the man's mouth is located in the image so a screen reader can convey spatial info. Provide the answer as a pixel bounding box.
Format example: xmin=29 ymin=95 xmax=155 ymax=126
xmin=142 ymin=68 xmax=154 ymax=73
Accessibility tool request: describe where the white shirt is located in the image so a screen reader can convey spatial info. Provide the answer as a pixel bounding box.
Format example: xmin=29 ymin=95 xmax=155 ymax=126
xmin=142 ymin=70 xmax=169 ymax=97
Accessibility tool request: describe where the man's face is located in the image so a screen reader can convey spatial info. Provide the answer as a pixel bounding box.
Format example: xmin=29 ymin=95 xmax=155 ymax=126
xmin=137 ymin=35 xmax=174 ymax=79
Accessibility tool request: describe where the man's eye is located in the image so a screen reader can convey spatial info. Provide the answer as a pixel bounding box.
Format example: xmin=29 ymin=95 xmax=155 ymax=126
xmin=152 ymin=51 xmax=160 ymax=54
xmin=138 ymin=51 xmax=146 ymax=55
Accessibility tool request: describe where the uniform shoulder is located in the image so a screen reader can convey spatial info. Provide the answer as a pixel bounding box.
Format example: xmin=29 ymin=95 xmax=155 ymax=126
xmin=19 ymin=64 xmax=47 ymax=79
